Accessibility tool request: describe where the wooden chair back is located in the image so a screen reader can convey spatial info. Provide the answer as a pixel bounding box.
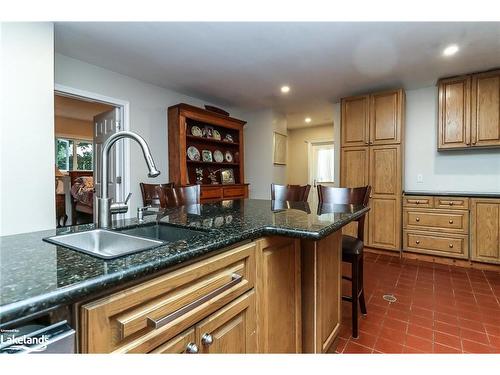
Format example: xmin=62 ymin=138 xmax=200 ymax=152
xmin=156 ymin=185 xmax=200 ymax=208
xmin=140 ymin=182 xmax=174 ymax=207
xmin=271 ymin=183 xmax=311 ymax=202
xmin=317 ymin=185 xmax=371 ymax=240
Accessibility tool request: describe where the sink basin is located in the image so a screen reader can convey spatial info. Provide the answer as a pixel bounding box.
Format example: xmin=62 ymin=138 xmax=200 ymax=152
xmin=118 ymin=224 xmax=205 ymax=243
xmin=43 ymin=229 xmax=165 ymax=259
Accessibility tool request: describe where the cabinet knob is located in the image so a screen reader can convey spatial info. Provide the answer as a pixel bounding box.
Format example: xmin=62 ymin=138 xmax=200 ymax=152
xmin=201 ymin=333 xmax=214 ymax=346
xmin=449 ymin=219 xmax=454 ymax=224
xmin=185 ymin=342 xmax=199 ymax=354
xmin=416 ymin=200 xmax=420 ymax=205
xmin=472 ymin=141 xmax=477 ymax=145
xmin=449 ymin=202 xmax=454 ymax=206
xmin=416 ymin=240 xmax=420 ymax=245
xmin=449 ymin=244 xmax=454 ymax=248
xmin=415 ymin=217 xmax=420 ymax=222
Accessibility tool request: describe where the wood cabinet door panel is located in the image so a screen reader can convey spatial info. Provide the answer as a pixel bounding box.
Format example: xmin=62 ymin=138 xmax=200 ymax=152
xmin=471 ymin=71 xmax=500 ymax=147
xmin=150 ymin=328 xmax=196 ymax=354
xmin=196 ymin=291 xmax=256 ymax=354
xmin=255 ymin=237 xmax=301 ymax=353
xmin=340 ymin=147 xmax=369 ymax=188
xmin=368 ymin=197 xmax=400 ymax=251
xmin=438 ymin=76 xmax=471 ymax=149
xmin=341 ymin=96 xmax=369 ymax=147
xmin=370 ymin=90 xmax=402 ymax=145
xmin=369 ymin=145 xmax=401 ymax=197
xmin=471 ymin=198 xmax=500 ymax=263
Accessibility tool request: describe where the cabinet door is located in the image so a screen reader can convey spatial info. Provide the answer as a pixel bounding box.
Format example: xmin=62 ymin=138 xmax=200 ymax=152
xmin=341 ymin=95 xmax=369 ymax=147
xmin=150 ymin=329 xmax=197 ymax=354
xmin=195 ymin=291 xmax=256 ymax=354
xmin=255 ymin=237 xmax=301 ymax=353
xmin=369 ymin=145 xmax=401 ymax=197
xmin=370 ymin=89 xmax=403 ymax=145
xmin=471 ymin=198 xmax=500 ymax=264
xmin=438 ymin=76 xmax=471 ymax=149
xmin=368 ymin=197 xmax=401 ymax=251
xmin=471 ymin=70 xmax=500 ymax=148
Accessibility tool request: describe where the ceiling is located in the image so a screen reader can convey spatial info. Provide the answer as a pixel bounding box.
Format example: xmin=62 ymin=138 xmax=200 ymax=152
xmin=55 ymin=22 xmax=500 ymax=129
xmin=55 ymin=94 xmax=114 ymax=121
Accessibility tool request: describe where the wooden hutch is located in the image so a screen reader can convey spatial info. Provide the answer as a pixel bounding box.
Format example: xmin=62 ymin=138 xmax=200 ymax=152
xmin=168 ymin=103 xmax=249 ymax=202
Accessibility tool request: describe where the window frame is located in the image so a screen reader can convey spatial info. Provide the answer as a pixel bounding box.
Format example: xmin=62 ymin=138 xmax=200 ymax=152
xmin=55 ymin=137 xmax=93 ymax=172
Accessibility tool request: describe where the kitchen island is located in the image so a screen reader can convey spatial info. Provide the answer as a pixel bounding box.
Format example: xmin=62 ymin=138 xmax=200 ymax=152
xmin=0 ymin=199 xmax=369 ymax=353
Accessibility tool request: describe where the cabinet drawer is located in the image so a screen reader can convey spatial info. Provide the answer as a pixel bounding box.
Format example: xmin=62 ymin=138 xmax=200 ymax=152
xmin=223 ymin=186 xmax=247 ymax=198
xmin=434 ymin=197 xmax=469 ymax=210
xmin=81 ymin=242 xmax=256 ymax=353
xmin=404 ymin=230 xmax=469 ymax=259
xmin=403 ymin=196 xmax=434 ymax=208
xmin=403 ymin=209 xmax=469 ymax=234
xmin=200 ymin=186 xmax=223 ymax=200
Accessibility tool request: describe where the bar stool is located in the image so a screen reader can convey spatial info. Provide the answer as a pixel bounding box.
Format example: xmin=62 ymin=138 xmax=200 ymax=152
xmin=156 ymin=185 xmax=200 ymax=208
xmin=317 ymin=185 xmax=371 ymax=338
xmin=271 ymin=183 xmax=311 ymax=202
xmin=140 ymin=182 xmax=174 ymax=207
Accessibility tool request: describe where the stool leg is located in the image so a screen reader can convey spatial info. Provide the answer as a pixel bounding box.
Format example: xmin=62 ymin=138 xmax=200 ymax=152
xmin=351 ymin=257 xmax=359 ymax=338
xmin=359 ymin=255 xmax=367 ymax=315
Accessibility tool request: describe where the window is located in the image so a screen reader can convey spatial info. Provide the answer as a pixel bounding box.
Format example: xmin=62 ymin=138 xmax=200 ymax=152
xmin=56 ymin=138 xmax=93 ymax=171
xmin=311 ymin=142 xmax=334 ymax=184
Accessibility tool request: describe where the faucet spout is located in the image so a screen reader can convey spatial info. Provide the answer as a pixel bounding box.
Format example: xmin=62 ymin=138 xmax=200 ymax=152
xmin=96 ymin=130 xmax=160 ymax=228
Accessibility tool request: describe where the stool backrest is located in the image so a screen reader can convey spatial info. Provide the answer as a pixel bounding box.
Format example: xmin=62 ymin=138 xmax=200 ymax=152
xmin=140 ymin=182 xmax=174 ymax=207
xmin=156 ymin=185 xmax=200 ymax=208
xmin=271 ymin=183 xmax=311 ymax=202
xmin=317 ymin=185 xmax=371 ymax=240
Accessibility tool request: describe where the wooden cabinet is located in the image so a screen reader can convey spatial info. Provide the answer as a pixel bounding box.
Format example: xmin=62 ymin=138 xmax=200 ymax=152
xmin=340 ymin=89 xmax=404 ymax=252
xmin=80 ymin=242 xmax=256 ymax=353
xmin=438 ymin=75 xmax=471 ymax=149
xmin=301 ymin=230 xmax=342 ymax=353
xmin=471 ymin=70 xmax=500 ymax=147
xmin=402 ymin=195 xmax=470 ymax=260
xmin=255 ymin=237 xmax=301 ymax=353
xmin=471 ymin=198 xmax=500 ymax=264
xmin=150 ymin=328 xmax=197 ymax=354
xmin=168 ymin=103 xmax=248 ymax=202
xmin=438 ymin=69 xmax=500 ymax=150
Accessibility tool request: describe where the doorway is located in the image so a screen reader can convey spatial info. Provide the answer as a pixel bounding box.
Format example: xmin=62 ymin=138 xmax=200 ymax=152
xmin=54 ymin=91 xmax=126 ymax=226
xmin=308 ymin=140 xmax=335 ymax=205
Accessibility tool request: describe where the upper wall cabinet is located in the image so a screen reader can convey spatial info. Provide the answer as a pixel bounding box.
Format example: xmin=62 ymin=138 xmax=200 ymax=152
xmin=438 ymin=69 xmax=500 ymax=150
xmin=341 ymin=89 xmax=404 ymax=147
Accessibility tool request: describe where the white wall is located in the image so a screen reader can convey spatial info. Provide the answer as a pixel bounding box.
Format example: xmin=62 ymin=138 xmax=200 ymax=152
xmin=405 ymin=86 xmax=500 ymax=193
xmin=55 ymin=54 xmax=227 ymax=216
xmin=0 ymin=23 xmax=55 ymax=236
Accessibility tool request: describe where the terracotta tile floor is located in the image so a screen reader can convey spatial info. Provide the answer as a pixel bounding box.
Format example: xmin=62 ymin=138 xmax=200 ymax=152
xmin=332 ymin=252 xmax=500 ymax=354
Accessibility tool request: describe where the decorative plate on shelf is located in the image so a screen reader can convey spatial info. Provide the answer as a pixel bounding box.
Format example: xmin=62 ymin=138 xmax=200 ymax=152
xmin=202 ymin=149 xmax=213 ymax=162
xmin=213 ymin=149 xmax=224 ymax=163
xmin=187 ymin=146 xmax=200 ymax=161
xmin=223 ymin=134 xmax=234 ymax=143
xmin=224 ymin=151 xmax=233 ymax=163
xmin=213 ymin=129 xmax=221 ymax=140
xmin=191 ymin=125 xmax=202 ymax=137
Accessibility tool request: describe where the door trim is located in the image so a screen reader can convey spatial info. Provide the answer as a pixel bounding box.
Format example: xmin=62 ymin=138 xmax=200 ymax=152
xmin=54 ymin=84 xmax=130 ymax=214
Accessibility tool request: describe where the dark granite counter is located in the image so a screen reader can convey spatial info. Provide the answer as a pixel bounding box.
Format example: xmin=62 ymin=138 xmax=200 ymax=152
xmin=0 ymin=199 xmax=369 ymax=323
xmin=404 ymin=191 xmax=500 ymax=198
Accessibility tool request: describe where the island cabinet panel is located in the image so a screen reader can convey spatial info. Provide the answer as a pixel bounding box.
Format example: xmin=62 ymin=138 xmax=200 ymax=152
xmin=471 ymin=198 xmax=500 ymax=264
xmin=80 ymin=242 xmax=256 ymax=353
xmin=149 ymin=328 xmax=196 ymax=354
xmin=255 ymin=237 xmax=302 ymax=353
xmin=301 ymin=230 xmax=342 ymax=353
xmin=471 ymin=70 xmax=500 ymax=148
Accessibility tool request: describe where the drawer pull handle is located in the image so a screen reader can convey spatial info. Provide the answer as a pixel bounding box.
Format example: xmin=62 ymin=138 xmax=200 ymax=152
xmin=416 ymin=201 xmax=420 ymax=204
xmin=185 ymin=342 xmax=199 ymax=354
xmin=416 ymin=240 xmax=420 ymax=245
xmin=448 ymin=202 xmax=454 ymax=206
xmin=415 ymin=217 xmax=420 ymax=222
xmin=201 ymin=333 xmax=214 ymax=346
xmin=449 ymin=244 xmax=454 ymax=248
xmin=147 ymin=273 xmax=243 ymax=330
xmin=449 ymin=220 xmax=454 ymax=224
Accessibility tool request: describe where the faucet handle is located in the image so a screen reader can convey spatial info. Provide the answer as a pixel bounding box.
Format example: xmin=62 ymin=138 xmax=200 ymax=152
xmin=124 ymin=192 xmax=132 ymax=204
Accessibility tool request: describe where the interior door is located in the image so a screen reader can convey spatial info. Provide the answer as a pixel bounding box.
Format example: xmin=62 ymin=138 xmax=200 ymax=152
xmin=93 ymin=108 xmax=121 ymax=202
xmin=309 ymin=141 xmax=335 ymax=205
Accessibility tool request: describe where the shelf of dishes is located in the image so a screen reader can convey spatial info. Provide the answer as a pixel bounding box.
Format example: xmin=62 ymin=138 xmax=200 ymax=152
xmin=186 ymin=135 xmax=239 ymax=146
xmin=187 ymin=146 xmax=239 ymax=164
xmin=187 ymin=121 xmax=239 ymax=144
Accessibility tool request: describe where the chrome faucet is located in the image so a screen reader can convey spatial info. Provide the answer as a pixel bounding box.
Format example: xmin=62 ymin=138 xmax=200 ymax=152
xmin=94 ymin=130 xmax=160 ymax=228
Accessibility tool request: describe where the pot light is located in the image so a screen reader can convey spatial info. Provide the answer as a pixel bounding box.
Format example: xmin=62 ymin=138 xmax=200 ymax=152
xmin=305 ymin=117 xmax=312 ymax=123
xmin=280 ymin=85 xmax=290 ymax=94
xmin=443 ymin=44 xmax=459 ymax=57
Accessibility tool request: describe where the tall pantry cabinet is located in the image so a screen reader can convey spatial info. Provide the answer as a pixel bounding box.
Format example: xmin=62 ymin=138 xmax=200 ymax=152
xmin=340 ymin=89 xmax=405 ymax=252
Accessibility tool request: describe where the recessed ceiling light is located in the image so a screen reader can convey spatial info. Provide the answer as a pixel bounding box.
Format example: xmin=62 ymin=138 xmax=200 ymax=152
xmin=305 ymin=117 xmax=312 ymax=123
xmin=443 ymin=44 xmax=459 ymax=57
xmin=280 ymin=85 xmax=290 ymax=94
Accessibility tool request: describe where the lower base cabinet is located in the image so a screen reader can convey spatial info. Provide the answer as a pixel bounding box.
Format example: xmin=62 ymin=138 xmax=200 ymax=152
xmin=471 ymin=198 xmax=500 ymax=264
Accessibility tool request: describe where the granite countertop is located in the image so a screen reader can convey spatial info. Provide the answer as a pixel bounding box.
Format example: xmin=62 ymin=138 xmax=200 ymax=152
xmin=0 ymin=199 xmax=369 ymax=323
xmin=404 ymin=191 xmax=500 ymax=198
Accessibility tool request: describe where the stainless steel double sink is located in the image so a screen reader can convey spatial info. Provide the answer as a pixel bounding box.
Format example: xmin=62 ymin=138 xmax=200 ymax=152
xmin=44 ymin=224 xmax=205 ymax=259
